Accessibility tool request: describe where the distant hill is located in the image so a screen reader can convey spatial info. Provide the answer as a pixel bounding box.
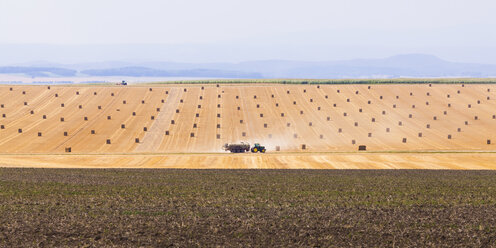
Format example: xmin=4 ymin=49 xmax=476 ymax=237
xmin=0 ymin=67 xmax=77 ymax=77
xmin=71 ymin=54 xmax=496 ymax=78
xmin=81 ymin=67 xmax=262 ymax=78
xmin=225 ymin=54 xmax=496 ymax=78
xmin=3 ymin=54 xmax=496 ymax=79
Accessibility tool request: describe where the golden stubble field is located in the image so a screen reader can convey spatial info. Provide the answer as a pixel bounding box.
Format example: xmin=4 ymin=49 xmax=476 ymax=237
xmin=0 ymin=83 xmax=494 ymax=169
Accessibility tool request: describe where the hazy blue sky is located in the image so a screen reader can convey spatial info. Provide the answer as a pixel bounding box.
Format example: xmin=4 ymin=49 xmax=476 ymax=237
xmin=0 ymin=0 xmax=495 ymax=64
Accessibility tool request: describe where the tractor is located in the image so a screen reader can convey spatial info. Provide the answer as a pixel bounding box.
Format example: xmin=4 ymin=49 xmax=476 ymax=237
xmin=251 ymin=143 xmax=266 ymax=153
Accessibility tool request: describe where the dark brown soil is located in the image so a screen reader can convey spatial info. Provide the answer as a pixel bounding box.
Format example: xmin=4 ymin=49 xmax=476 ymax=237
xmin=1 ymin=169 xmax=496 ymax=247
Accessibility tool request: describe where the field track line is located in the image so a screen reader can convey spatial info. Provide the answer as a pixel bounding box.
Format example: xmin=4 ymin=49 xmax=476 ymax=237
xmin=134 ymin=88 xmax=182 ymax=152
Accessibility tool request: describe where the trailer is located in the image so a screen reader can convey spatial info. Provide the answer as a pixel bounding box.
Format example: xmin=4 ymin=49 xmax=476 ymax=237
xmin=223 ymin=142 xmax=250 ymax=153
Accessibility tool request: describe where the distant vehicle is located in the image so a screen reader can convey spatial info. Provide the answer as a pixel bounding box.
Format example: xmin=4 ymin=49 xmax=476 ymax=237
xmin=250 ymin=143 xmax=266 ymax=153
xmin=116 ymin=80 xmax=127 ymax=86
xmin=223 ymin=142 xmax=266 ymax=153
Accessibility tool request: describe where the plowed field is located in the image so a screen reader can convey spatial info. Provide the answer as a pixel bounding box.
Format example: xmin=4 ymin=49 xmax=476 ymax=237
xmin=0 ymin=84 xmax=494 ymax=168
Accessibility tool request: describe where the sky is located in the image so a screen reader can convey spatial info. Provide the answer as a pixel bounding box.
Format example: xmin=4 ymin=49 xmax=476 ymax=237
xmin=0 ymin=0 xmax=495 ymax=64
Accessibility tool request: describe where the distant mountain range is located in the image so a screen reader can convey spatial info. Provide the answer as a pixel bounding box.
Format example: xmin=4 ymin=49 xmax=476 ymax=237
xmin=2 ymin=54 xmax=496 ymax=79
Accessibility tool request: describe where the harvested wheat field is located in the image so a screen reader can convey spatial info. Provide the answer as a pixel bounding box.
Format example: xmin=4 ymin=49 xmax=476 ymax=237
xmin=0 ymin=83 xmax=495 ymax=169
